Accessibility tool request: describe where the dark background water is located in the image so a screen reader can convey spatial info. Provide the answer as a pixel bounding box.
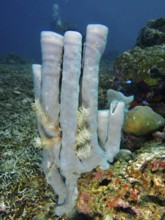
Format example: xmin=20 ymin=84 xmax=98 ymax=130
xmin=0 ymin=0 xmax=165 ymax=62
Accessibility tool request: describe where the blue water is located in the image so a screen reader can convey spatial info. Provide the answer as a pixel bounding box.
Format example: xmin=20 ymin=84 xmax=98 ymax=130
xmin=0 ymin=0 xmax=165 ymax=62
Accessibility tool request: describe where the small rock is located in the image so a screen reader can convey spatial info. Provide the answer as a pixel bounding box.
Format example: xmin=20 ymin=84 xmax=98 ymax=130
xmin=123 ymin=106 xmax=165 ymax=136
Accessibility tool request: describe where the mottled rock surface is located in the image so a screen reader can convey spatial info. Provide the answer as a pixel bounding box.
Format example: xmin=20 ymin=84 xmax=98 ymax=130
xmin=123 ymin=106 xmax=165 ymax=136
xmin=136 ymin=17 xmax=165 ymax=48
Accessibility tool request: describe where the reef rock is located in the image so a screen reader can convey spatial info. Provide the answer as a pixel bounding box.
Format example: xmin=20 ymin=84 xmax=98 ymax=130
xmin=123 ymin=106 xmax=165 ymax=136
xmin=76 ymin=143 xmax=165 ymax=220
xmin=111 ymin=19 xmax=165 ymax=112
xmin=136 ymin=17 xmax=165 ymax=48
xmin=113 ymin=45 xmax=165 ymax=87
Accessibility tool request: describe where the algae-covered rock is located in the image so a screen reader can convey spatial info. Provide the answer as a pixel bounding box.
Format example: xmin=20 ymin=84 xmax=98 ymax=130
xmin=76 ymin=143 xmax=165 ymax=220
xmin=123 ymin=106 xmax=165 ymax=136
xmin=113 ymin=45 xmax=165 ymax=86
xmin=136 ymin=17 xmax=165 ymax=48
xmin=111 ymin=19 xmax=165 ymax=114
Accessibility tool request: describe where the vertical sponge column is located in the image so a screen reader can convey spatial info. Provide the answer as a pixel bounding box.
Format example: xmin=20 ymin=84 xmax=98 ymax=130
xmin=32 ymin=24 xmax=128 ymax=217
xmin=32 ymin=64 xmax=41 ymax=101
xmin=32 ymin=64 xmax=45 ymax=137
xmin=60 ymin=31 xmax=83 ymax=174
xmin=56 ymin=31 xmax=83 ymax=216
xmin=105 ymin=101 xmax=125 ymax=162
xmin=41 ymin=31 xmax=63 ymax=127
xmin=40 ymin=31 xmax=67 ymax=206
xmin=81 ymin=24 xmax=109 ymax=171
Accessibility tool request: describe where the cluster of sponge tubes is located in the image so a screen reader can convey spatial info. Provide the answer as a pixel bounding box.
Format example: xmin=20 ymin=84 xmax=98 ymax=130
xmin=32 ymin=24 xmax=126 ymax=216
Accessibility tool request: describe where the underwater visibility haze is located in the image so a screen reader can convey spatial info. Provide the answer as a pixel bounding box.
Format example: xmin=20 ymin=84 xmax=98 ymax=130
xmin=0 ymin=0 xmax=165 ymax=219
xmin=0 ymin=0 xmax=165 ymax=61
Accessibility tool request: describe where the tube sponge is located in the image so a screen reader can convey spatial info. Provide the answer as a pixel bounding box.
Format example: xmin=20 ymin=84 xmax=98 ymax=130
xmin=32 ymin=24 xmax=127 ymax=216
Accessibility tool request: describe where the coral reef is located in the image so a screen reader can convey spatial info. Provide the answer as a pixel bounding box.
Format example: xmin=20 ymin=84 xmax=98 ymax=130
xmin=153 ymin=126 xmax=165 ymax=142
xmin=1 ymin=18 xmax=165 ymax=220
xmin=76 ymin=143 xmax=165 ymax=220
xmin=0 ymin=56 xmax=164 ymax=220
xmin=110 ymin=18 xmax=165 ymax=113
xmin=0 ymin=53 xmax=30 ymax=64
xmin=136 ymin=17 xmax=165 ymax=48
xmin=99 ymin=47 xmax=165 ymax=117
xmin=113 ymin=45 xmax=165 ymax=87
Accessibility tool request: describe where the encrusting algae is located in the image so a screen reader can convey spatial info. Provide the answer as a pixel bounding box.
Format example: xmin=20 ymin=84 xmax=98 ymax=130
xmin=76 ymin=143 xmax=165 ymax=220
